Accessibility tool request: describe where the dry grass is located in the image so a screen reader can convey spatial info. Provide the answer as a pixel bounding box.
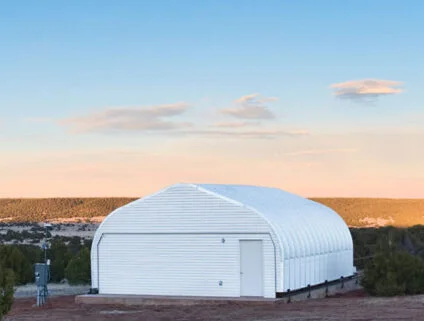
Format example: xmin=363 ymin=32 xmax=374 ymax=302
xmin=0 ymin=197 xmax=423 ymax=227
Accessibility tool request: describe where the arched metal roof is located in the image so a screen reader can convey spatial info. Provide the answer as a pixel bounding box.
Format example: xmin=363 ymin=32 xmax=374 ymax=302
xmin=196 ymin=184 xmax=353 ymax=260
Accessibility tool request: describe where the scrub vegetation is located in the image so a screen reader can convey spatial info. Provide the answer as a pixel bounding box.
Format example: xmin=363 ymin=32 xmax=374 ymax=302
xmin=0 ymin=236 xmax=91 ymax=320
xmin=0 ymin=198 xmax=136 ymax=223
xmin=0 ymin=263 xmax=14 ymax=321
xmin=1 ymin=197 xmax=424 ymax=227
xmin=314 ymin=198 xmax=424 ymax=228
xmin=0 ymin=237 xmax=91 ymax=286
xmin=353 ymin=226 xmax=424 ymax=296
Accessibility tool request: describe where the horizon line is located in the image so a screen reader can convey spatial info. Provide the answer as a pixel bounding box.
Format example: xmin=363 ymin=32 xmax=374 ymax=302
xmin=1 ymin=195 xmax=423 ymax=200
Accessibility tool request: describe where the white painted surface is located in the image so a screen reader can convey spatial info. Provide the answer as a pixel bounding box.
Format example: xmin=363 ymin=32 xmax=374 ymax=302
xmin=98 ymin=234 xmax=274 ymax=297
xmin=240 ymin=240 xmax=263 ymax=297
xmin=91 ymin=183 xmax=354 ymax=297
xmin=197 ymin=184 xmax=354 ymax=291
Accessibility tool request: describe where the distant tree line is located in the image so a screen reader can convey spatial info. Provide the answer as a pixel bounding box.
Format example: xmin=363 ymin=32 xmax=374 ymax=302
xmin=2 ymin=197 xmax=424 ymax=226
xmin=0 ymin=198 xmax=136 ymax=222
xmin=312 ymin=198 xmax=424 ymax=227
xmin=0 ymin=229 xmax=49 ymax=243
xmin=0 ymin=236 xmax=91 ymax=286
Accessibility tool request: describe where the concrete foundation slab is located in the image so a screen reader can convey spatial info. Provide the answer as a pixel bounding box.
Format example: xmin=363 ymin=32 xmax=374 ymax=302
xmin=75 ymin=294 xmax=278 ymax=306
xmin=76 ymin=274 xmax=362 ymax=306
xmin=281 ymin=274 xmax=362 ymax=303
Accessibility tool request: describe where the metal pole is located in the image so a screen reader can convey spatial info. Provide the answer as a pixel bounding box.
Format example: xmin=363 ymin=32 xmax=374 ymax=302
xmin=44 ymin=224 xmax=47 ymax=264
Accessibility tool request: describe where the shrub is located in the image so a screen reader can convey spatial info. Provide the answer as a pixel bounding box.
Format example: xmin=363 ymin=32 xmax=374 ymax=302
xmin=362 ymin=248 xmax=424 ymax=296
xmin=48 ymin=239 xmax=71 ymax=282
xmin=65 ymin=247 xmax=91 ymax=285
xmin=0 ymin=246 xmax=32 ymax=285
xmin=0 ymin=264 xmax=14 ymax=321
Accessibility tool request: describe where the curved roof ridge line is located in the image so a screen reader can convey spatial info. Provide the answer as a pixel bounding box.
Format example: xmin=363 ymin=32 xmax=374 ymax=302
xmin=194 ymin=184 xmax=284 ymax=255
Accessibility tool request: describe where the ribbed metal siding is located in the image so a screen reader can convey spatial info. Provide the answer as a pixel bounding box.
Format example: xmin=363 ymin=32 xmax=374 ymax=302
xmin=98 ymin=233 xmax=275 ymax=298
xmin=91 ymin=185 xmax=281 ymax=298
xmin=196 ymin=184 xmax=354 ymax=291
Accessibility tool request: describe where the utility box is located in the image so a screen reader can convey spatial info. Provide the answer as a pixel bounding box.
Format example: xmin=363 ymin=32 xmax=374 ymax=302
xmin=34 ymin=263 xmax=50 ymax=287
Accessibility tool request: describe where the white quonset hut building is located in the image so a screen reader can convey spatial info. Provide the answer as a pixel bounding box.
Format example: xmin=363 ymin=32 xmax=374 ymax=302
xmin=91 ymin=183 xmax=355 ymax=299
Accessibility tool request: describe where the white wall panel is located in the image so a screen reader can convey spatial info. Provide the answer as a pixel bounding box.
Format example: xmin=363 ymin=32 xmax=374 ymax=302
xmin=98 ymin=233 xmax=275 ymax=298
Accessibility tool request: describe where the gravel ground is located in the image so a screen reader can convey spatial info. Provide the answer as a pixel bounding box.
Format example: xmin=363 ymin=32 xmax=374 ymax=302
xmin=14 ymin=283 xmax=90 ymax=298
xmin=5 ymin=290 xmax=424 ymax=321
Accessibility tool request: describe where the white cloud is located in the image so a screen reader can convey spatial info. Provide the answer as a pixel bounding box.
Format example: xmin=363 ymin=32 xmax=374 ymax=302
xmin=221 ymin=93 xmax=278 ymax=119
xmin=330 ymin=79 xmax=403 ymax=101
xmin=57 ymin=99 xmax=308 ymax=140
xmin=234 ymin=93 xmax=279 ymax=104
xmin=221 ymin=106 xmax=274 ymax=119
xmin=234 ymin=93 xmax=260 ymax=104
xmin=59 ymin=103 xmax=192 ymax=134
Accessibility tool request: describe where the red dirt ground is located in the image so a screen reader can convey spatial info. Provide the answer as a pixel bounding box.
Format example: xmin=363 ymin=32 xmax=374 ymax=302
xmin=5 ymin=290 xmax=424 ymax=321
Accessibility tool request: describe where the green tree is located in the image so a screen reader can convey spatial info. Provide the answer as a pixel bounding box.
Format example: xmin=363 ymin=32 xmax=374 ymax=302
xmin=362 ymin=248 xmax=424 ymax=296
xmin=0 ymin=246 xmax=32 ymax=285
xmin=48 ymin=239 xmax=71 ymax=282
xmin=0 ymin=264 xmax=14 ymax=321
xmin=65 ymin=247 xmax=91 ymax=285
xmin=67 ymin=236 xmax=83 ymax=255
xmin=15 ymin=245 xmax=43 ymax=267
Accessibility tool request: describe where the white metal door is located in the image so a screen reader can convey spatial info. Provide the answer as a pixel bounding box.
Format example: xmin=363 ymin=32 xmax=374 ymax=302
xmin=240 ymin=240 xmax=263 ymax=297
xmin=98 ymin=234 xmax=240 ymax=297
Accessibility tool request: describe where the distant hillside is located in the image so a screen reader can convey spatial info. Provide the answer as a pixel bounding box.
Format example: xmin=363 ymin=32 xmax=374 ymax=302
xmin=312 ymin=198 xmax=424 ymax=228
xmin=0 ymin=198 xmax=136 ymax=223
xmin=0 ymin=197 xmax=423 ymax=227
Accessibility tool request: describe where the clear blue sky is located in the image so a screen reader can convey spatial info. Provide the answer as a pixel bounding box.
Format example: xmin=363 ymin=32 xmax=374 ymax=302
xmin=1 ymin=1 xmax=423 ymax=197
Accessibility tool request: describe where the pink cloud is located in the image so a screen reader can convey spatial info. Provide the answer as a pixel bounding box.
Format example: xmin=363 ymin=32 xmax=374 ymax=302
xmin=330 ymin=79 xmax=403 ymax=101
xmin=221 ymin=93 xmax=278 ymax=120
xmin=59 ymin=103 xmax=192 ymax=134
